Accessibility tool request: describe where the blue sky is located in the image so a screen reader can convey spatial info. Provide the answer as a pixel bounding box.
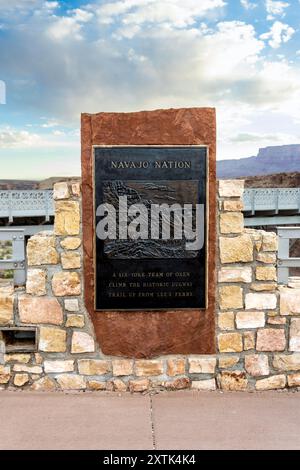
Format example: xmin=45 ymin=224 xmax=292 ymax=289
xmin=0 ymin=0 xmax=300 ymax=179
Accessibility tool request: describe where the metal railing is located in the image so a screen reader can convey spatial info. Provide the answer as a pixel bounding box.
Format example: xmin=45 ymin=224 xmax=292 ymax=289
xmin=0 ymin=229 xmax=25 ymax=286
xmin=244 ymin=188 xmax=300 ymax=214
xmin=278 ymin=227 xmax=300 ymax=284
xmin=0 ymin=190 xmax=54 ymax=222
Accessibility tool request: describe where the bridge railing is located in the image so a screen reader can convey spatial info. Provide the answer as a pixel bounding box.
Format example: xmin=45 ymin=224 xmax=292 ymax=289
xmin=278 ymin=227 xmax=300 ymax=284
xmin=0 ymin=229 xmax=26 ymax=286
xmin=0 ymin=190 xmax=54 ymax=222
xmin=244 ymin=188 xmax=300 ymax=214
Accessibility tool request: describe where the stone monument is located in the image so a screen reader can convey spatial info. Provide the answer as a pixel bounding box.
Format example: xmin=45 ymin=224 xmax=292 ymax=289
xmin=81 ymin=108 xmax=216 ymax=357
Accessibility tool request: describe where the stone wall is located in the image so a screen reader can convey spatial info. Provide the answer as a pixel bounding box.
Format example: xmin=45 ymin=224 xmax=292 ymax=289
xmin=0 ymin=180 xmax=300 ymax=392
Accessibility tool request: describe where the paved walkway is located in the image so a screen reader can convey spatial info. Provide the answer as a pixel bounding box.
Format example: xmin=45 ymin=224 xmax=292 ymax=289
xmin=0 ymin=390 xmax=299 ymax=450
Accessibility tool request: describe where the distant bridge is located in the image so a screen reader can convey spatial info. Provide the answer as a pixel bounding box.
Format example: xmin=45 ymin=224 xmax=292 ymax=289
xmin=243 ymin=188 xmax=300 ymax=227
xmin=0 ymin=190 xmax=54 ymax=235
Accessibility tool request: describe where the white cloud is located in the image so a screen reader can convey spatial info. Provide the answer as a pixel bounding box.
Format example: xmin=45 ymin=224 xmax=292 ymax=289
xmin=0 ymin=127 xmax=42 ymax=148
xmin=47 ymin=9 xmax=93 ymax=41
xmin=260 ymin=21 xmax=295 ymax=48
xmin=97 ymin=0 xmax=226 ymax=29
xmin=40 ymin=119 xmax=59 ymax=128
xmin=240 ymin=0 xmax=257 ymax=10
xmin=52 ymin=130 xmax=65 ymax=136
xmin=72 ymin=9 xmax=93 ymax=23
xmin=44 ymin=1 xmax=59 ymax=9
xmin=0 ymin=126 xmax=78 ymax=149
xmin=0 ymin=0 xmax=58 ymax=15
xmin=265 ymin=0 xmax=290 ymax=20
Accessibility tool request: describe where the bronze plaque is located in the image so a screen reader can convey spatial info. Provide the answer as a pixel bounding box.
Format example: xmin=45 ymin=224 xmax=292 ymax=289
xmin=94 ymin=146 xmax=207 ymax=311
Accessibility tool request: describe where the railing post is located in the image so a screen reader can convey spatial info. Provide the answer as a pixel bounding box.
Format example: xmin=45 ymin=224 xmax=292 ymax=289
xmin=278 ymin=230 xmax=289 ymax=284
xmin=0 ymin=229 xmax=26 ymax=286
xmin=8 ymin=191 xmax=13 ymax=224
xmin=12 ymin=232 xmax=25 ymax=286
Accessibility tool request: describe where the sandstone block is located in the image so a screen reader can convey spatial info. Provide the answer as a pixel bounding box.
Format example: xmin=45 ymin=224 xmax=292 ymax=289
xmin=218 ymin=356 xmax=239 ymax=369
xmin=245 ymin=354 xmax=269 ymax=376
xmin=35 ymin=353 xmax=43 ymax=364
xmin=262 ymin=232 xmax=278 ymax=252
xmin=27 ymin=232 xmax=58 ymax=266
xmin=78 ymin=359 xmax=110 ymax=375
xmin=54 ymin=201 xmax=80 ymax=236
xmin=112 ymin=359 xmax=134 ymax=376
xmin=30 ymin=376 xmax=56 ymax=391
xmin=53 ymin=182 xmax=70 ymax=200
xmin=250 ymin=283 xmax=277 ymax=292
xmin=129 ymin=378 xmax=150 ymax=392
xmin=218 ymin=312 xmax=235 ymax=331
xmin=220 ymin=235 xmax=253 ymax=264
xmin=71 ymin=182 xmax=81 ymax=196
xmin=219 ymin=371 xmax=248 ymax=391
xmin=219 ymin=180 xmax=244 ymax=198
xmin=14 ymin=374 xmax=29 ymax=387
xmin=220 ymin=212 xmax=244 ymax=234
xmin=218 ymin=267 xmax=252 ymax=284
xmin=39 ymin=327 xmax=67 ymax=352
xmin=243 ymin=331 xmax=255 ymax=350
xmin=289 ymin=319 xmax=300 ymax=352
xmin=280 ymin=288 xmax=300 ymax=316
xmin=164 ymin=378 xmax=190 ymax=390
xmin=4 ymin=354 xmax=31 ymax=363
xmin=236 ymin=311 xmax=265 ymax=329
xmin=60 ymin=237 xmax=81 ymax=250
xmin=219 ymin=286 xmax=243 ymax=310
xmin=245 ymin=293 xmax=277 ymax=310
xmin=255 ymin=375 xmax=286 ymax=390
xmin=256 ymin=266 xmax=277 ymax=281
xmin=64 ymin=299 xmax=79 ymax=312
xmin=135 ymin=360 xmax=164 ymax=376
xmin=256 ymin=329 xmax=286 ymax=352
xmin=273 ymin=354 xmax=300 ymax=371
xmin=223 ymin=200 xmax=244 ymax=212
xmin=87 ymin=380 xmax=106 ymax=391
xmin=267 ymin=316 xmax=286 ymax=325
xmin=44 ymin=360 xmax=74 ymax=373
xmin=56 ymin=374 xmax=86 ymax=390
xmin=61 ymin=252 xmax=81 ymax=270
xmin=0 ymin=365 xmax=10 ymax=384
xmin=166 ymin=358 xmax=186 ymax=377
xmin=26 ymin=269 xmax=46 ymax=296
xmin=13 ymin=364 xmax=42 ymax=374
xmin=52 ymin=272 xmax=81 ymax=296
xmin=218 ymin=333 xmax=243 ymax=353
xmin=257 ymin=252 xmax=277 ymax=264
xmin=287 ymin=373 xmax=300 ymax=387
xmin=111 ymin=379 xmax=127 ymax=392
xmin=0 ymin=286 xmax=14 ymax=325
xmin=71 ymin=331 xmax=95 ymax=353
xmin=245 ymin=229 xmax=262 ymax=249
xmin=65 ymin=314 xmax=84 ymax=328
xmin=188 ymin=357 xmax=216 ymax=374
xmin=18 ymin=296 xmax=63 ymax=325
xmin=191 ymin=379 xmax=216 ymax=391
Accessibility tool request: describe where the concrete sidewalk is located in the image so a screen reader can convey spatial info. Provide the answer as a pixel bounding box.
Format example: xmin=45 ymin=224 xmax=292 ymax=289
xmin=0 ymin=390 xmax=299 ymax=450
